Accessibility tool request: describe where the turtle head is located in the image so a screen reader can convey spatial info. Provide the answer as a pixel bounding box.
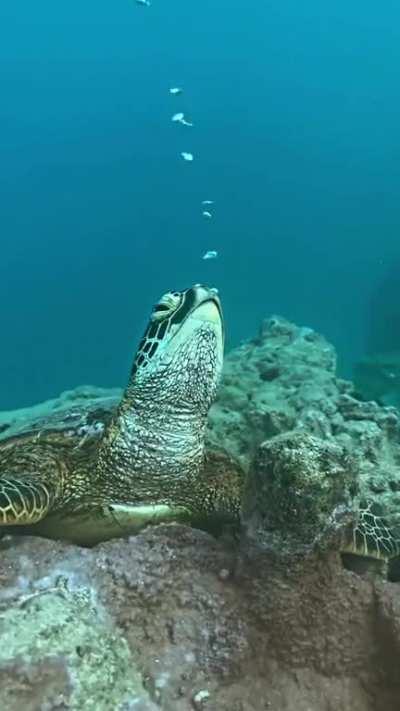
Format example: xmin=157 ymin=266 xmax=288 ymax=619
xmin=130 ymin=284 xmax=224 ymax=413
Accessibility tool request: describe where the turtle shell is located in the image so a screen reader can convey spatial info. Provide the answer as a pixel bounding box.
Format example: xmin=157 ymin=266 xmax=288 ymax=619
xmin=0 ymin=386 xmax=121 ymax=445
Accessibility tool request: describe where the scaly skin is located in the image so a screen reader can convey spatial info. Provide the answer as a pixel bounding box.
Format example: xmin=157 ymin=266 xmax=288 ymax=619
xmin=96 ymin=328 xmax=219 ymax=509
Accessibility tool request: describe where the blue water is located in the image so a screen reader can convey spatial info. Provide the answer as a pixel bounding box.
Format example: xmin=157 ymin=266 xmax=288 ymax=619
xmin=1 ymin=0 xmax=400 ymax=409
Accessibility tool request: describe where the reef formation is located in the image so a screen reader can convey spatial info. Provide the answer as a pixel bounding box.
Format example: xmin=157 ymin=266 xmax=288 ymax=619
xmin=1 ymin=316 xmax=400 ymax=710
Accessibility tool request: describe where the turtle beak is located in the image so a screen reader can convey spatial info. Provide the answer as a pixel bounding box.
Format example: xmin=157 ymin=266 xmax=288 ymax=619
xmin=193 ymin=298 xmax=221 ymax=325
xmin=191 ymin=285 xmax=224 ymax=348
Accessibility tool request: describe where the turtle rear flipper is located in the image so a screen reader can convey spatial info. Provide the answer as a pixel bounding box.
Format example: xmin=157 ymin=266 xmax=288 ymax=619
xmin=0 ymin=476 xmax=56 ymax=525
xmin=343 ymin=506 xmax=400 ymax=561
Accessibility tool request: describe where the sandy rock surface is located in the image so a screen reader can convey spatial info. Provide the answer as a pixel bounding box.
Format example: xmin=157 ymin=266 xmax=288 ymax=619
xmin=1 ymin=526 xmax=400 ymax=711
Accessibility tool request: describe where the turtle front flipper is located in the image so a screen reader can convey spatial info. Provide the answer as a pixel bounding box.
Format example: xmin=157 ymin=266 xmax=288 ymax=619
xmin=0 ymin=476 xmax=56 ymax=525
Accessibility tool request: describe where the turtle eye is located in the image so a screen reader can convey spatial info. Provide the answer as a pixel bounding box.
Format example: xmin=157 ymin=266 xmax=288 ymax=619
xmin=151 ymin=291 xmax=182 ymax=322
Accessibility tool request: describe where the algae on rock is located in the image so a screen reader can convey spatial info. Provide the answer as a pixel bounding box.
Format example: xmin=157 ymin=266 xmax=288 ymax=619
xmin=0 ymin=571 xmax=153 ymax=711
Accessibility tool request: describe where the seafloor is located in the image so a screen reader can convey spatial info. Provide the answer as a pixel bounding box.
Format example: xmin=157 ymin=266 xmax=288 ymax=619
xmin=0 ymin=316 xmax=400 ymax=711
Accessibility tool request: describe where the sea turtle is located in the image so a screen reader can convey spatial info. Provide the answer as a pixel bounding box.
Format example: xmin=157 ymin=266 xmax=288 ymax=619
xmin=1 ymin=286 xmax=399 ymax=570
xmin=0 ymin=284 xmax=244 ymax=545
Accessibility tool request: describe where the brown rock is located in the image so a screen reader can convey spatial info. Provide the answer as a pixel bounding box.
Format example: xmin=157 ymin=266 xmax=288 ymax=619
xmin=1 ymin=527 xmax=400 ymax=711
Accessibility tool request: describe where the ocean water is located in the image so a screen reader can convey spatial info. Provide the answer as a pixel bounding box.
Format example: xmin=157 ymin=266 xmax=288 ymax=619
xmin=1 ymin=0 xmax=400 ymax=410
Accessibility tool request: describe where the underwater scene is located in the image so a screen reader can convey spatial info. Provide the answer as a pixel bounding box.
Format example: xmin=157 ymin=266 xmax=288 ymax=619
xmin=1 ymin=2 xmax=400 ymax=710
